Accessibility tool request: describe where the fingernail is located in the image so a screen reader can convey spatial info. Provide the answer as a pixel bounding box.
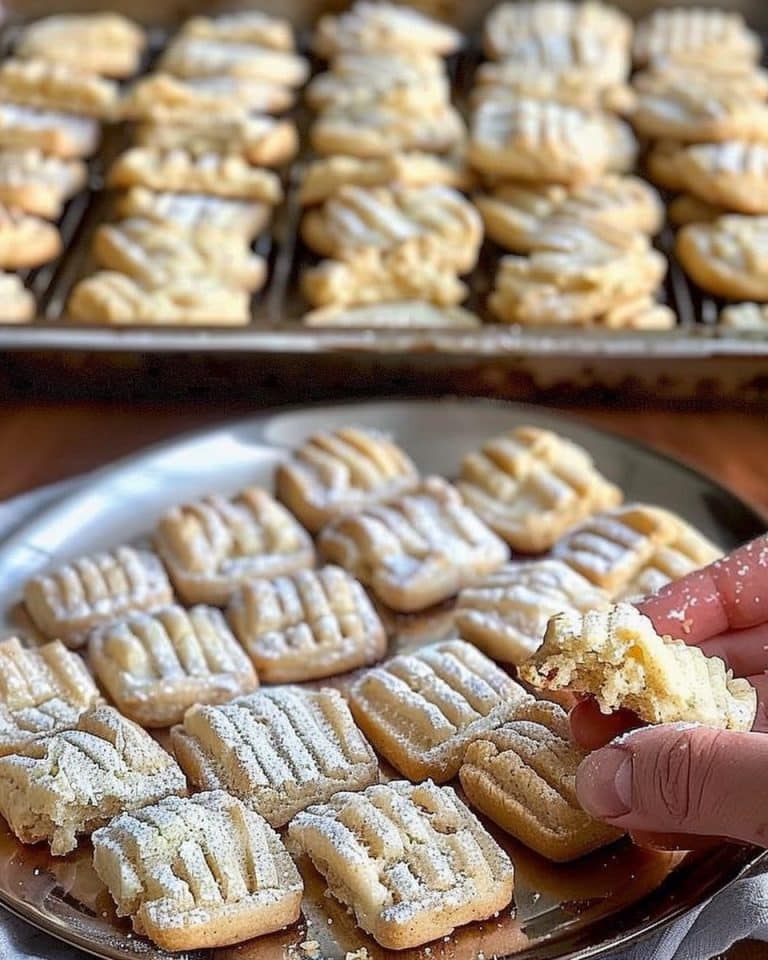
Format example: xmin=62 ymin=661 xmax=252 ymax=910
xmin=576 ymin=746 xmax=633 ymax=820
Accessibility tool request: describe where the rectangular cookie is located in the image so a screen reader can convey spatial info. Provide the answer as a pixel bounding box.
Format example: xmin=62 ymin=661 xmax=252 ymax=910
xmin=458 ymin=426 xmax=623 ymax=552
xmin=518 ymin=602 xmax=757 ymax=730
xmin=0 ymin=148 xmax=87 ymax=219
xmin=159 ymin=36 xmax=308 ymax=87
xmin=92 ymin=790 xmax=303 ymax=951
xmin=227 ymin=566 xmax=386 ymax=683
xmin=318 ymin=476 xmax=509 ymax=612
xmin=288 ymin=780 xmax=514 ymax=950
xmin=460 ymin=699 xmax=623 ymax=862
xmin=0 ymin=58 xmax=118 ymax=118
xmin=155 ymin=486 xmax=314 ymax=605
xmin=0 ymin=705 xmax=186 ymax=855
xmin=15 ymin=14 xmax=146 ymax=78
xmin=116 ymin=188 xmax=271 ymax=241
xmin=312 ymin=2 xmax=462 ymax=58
xmin=171 ymin=686 xmax=378 ymax=826
xmin=88 ymin=605 xmax=258 ymax=727
xmin=23 ymin=546 xmax=173 ymax=647
xmin=0 ymin=636 xmax=101 ymax=755
xmin=348 ymin=638 xmax=531 ymax=781
xmin=179 ymin=12 xmax=295 ymax=50
xmin=0 ymin=104 xmax=100 ymax=158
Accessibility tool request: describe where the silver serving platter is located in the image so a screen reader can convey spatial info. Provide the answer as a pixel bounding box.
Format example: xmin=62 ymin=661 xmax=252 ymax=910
xmin=0 ymin=397 xmax=764 ymax=960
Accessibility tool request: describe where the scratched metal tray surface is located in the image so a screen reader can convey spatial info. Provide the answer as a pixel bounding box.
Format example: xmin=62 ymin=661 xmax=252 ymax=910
xmin=2 ymin=0 xmax=768 ymax=370
xmin=0 ymin=397 xmax=765 ymax=960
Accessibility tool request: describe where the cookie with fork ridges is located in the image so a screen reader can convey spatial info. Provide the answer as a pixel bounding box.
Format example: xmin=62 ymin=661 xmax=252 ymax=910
xmin=0 ymin=273 xmax=34 ymax=323
xmin=455 ymin=560 xmax=610 ymax=666
xmin=468 ymin=97 xmax=636 ymax=185
xmin=458 ymin=426 xmax=623 ymax=552
xmin=617 ymin=521 xmax=721 ymax=601
xmin=0 ymin=104 xmax=100 ymax=159
xmin=159 ymin=36 xmax=308 ymax=88
xmin=0 ymin=205 xmax=61 ymax=269
xmin=306 ymin=53 xmax=449 ymax=111
xmin=301 ymin=184 xmax=483 ymax=274
xmin=0 ymin=148 xmax=86 ymax=219
xmin=720 ymin=302 xmax=768 ymax=330
xmin=676 ymin=215 xmax=768 ymax=301
xmin=107 ymin=148 xmax=283 ymax=205
xmin=0 ymin=705 xmax=186 ymax=856
xmin=227 ymin=566 xmax=386 ymax=682
xmin=460 ymin=699 xmax=623 ymax=862
xmin=312 ymin=1 xmax=462 ymax=58
xmin=89 ymin=605 xmax=258 ymax=728
xmin=276 ymin=425 xmax=419 ymax=533
xmin=171 ymin=686 xmax=378 ymax=826
xmin=16 ymin=14 xmax=146 ymax=78
xmin=302 ymin=300 xmax=482 ymax=329
xmin=473 ymin=62 xmax=633 ymax=114
xmin=289 ymin=779 xmax=514 ymax=949
xmin=519 ymin=602 xmax=757 ymax=731
xmin=180 ymin=11 xmax=295 ymax=49
xmin=475 ymin=176 xmax=663 ymax=254
xmin=116 ymin=188 xmax=270 ymax=242
xmin=632 ymin=7 xmax=760 ymax=70
xmin=155 ymin=486 xmax=314 ymax=606
xmin=0 ymin=59 xmax=118 ymax=118
xmin=24 ymin=546 xmax=173 ymax=647
xmin=665 ymin=141 xmax=768 ymax=216
xmin=348 ymin=639 xmax=530 ymax=782
xmin=0 ymin=636 xmax=101 ymax=756
xmin=318 ymin=476 xmax=509 ymax=612
xmin=92 ymin=791 xmax=303 ymax=951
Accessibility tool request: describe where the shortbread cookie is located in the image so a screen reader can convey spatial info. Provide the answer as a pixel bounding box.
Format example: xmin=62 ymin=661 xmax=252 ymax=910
xmin=644 ymin=139 xmax=687 ymax=191
xmin=24 ymin=546 xmax=173 ymax=646
xmin=0 ymin=59 xmax=118 ymax=118
xmin=0 ymin=104 xmax=100 ymax=158
xmin=0 ymin=274 xmax=34 ymax=323
xmin=276 ymin=426 xmax=419 ymax=533
xmin=458 ymin=426 xmax=622 ymax=551
xmin=633 ymin=7 xmax=760 ymax=70
xmin=0 ymin=205 xmax=60 ymax=269
xmin=93 ymin=218 xmax=266 ymax=292
xmin=676 ymin=215 xmax=768 ymax=300
xmin=303 ymin=238 xmax=468 ymax=309
xmin=16 ymin=14 xmax=145 ymax=78
xmin=313 ymin=1 xmax=462 ymax=58
xmin=306 ymin=53 xmax=449 ymax=110
xmin=596 ymin=296 xmax=676 ymax=331
xmin=117 ymin=189 xmax=270 ymax=241
xmin=155 ymin=487 xmax=314 ymax=606
xmin=135 ymin=116 xmax=298 ymax=167
xmin=0 ymin=636 xmax=101 ymax=756
xmin=303 ymin=301 xmax=482 ymax=329
xmin=311 ymin=90 xmax=466 ymax=158
xmin=299 ymin=151 xmax=471 ymax=205
xmin=289 ymin=779 xmax=514 ymax=949
xmin=92 ymin=791 xmax=303 ymax=951
xmin=0 ymin=705 xmax=186 ymax=855
xmin=0 ymin=148 xmax=86 ymax=219
xmin=89 ymin=605 xmax=258 ymax=727
xmin=667 ymin=194 xmax=727 ymax=228
xmin=519 ymin=603 xmax=757 ymax=731
xmin=319 ymin=477 xmax=509 ymax=612
xmin=107 ymin=148 xmax=282 ymax=204
xmin=455 ymin=560 xmax=610 ymax=665
xmin=460 ymin=700 xmax=623 ymax=861
xmin=160 ymin=36 xmax=308 ymax=87
xmin=68 ymin=272 xmax=251 ymax=327
xmin=476 ymin=176 xmax=663 ymax=253
xmin=349 ymin=639 xmax=529 ymax=781
xmin=473 ymin=61 xmax=632 ymax=112
xmin=468 ymin=97 xmax=636 ymax=184
xmin=171 ymin=687 xmax=378 ymax=825
xmin=227 ymin=566 xmax=385 ymax=682
xmin=120 ymin=73 xmax=293 ymax=123
xmin=669 ymin=141 xmax=768 ymax=215
xmin=720 ymin=302 xmax=768 ymax=329
xmin=180 ymin=12 xmax=295 ymax=50
xmin=617 ymin=523 xmax=721 ymax=601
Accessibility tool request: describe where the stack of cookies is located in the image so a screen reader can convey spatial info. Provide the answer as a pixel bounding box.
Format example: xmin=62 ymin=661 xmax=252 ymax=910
xmin=67 ymin=12 xmax=306 ymax=326
xmin=299 ymin=0 xmax=483 ymax=329
xmin=0 ymin=13 xmax=143 ymax=323
xmin=469 ymin=1 xmax=673 ymax=330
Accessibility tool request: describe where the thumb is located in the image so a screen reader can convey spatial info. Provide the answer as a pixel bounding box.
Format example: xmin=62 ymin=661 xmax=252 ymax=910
xmin=575 ymin=724 xmax=768 ymax=847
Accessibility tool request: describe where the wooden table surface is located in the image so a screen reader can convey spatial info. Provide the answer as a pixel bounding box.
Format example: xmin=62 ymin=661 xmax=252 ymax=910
xmin=0 ymin=398 xmax=767 ymax=960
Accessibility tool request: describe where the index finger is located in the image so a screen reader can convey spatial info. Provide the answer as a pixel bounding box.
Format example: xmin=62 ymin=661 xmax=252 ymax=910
xmin=637 ymin=534 xmax=768 ymax=644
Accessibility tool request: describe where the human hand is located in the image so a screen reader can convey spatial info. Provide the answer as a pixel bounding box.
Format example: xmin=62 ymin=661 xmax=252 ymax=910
xmin=571 ymin=534 xmax=768 ymax=849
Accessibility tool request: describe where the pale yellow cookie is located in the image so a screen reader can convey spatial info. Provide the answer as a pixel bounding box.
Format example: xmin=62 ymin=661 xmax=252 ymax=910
xmin=171 ymin=687 xmax=378 ymax=825
xmin=180 ymin=12 xmax=295 ymax=50
xmin=455 ymin=560 xmax=610 ymax=665
xmin=633 ymin=7 xmax=760 ymax=70
xmin=16 ymin=14 xmax=145 ymax=78
xmin=644 ymin=139 xmax=687 ymax=191
xmin=473 ymin=61 xmax=633 ymax=113
xmin=670 ymin=141 xmax=768 ymax=216
xmin=0 ymin=636 xmax=101 ymax=756
xmin=676 ymin=215 xmax=768 ymax=300
xmin=519 ymin=602 xmax=757 ymax=730
xmin=0 ymin=58 xmax=118 ymax=118
xmin=460 ymin=700 xmax=623 ymax=861
xmin=303 ymin=300 xmax=481 ymax=329
xmin=0 ymin=204 xmax=60 ymax=269
xmin=88 ymin=605 xmax=258 ymax=727
xmin=24 ymin=546 xmax=173 ymax=647
xmin=596 ymin=296 xmax=676 ymax=331
xmin=0 ymin=104 xmax=100 ymax=158
xmin=159 ymin=36 xmax=308 ymax=87
xmin=92 ymin=791 xmax=303 ymax=952
xmin=668 ymin=194 xmax=727 ymax=227
xmin=306 ymin=53 xmax=449 ymax=110
xmin=0 ymin=273 xmax=34 ymax=323
xmin=155 ymin=487 xmax=314 ymax=606
xmin=617 ymin=524 xmax=722 ymax=601
xmin=318 ymin=477 xmax=510 ymax=612
xmin=0 ymin=148 xmax=86 ymax=219
xmin=0 ymin=704 xmax=186 ymax=855
xmin=116 ymin=189 xmax=271 ymax=242
xmin=719 ymin=302 xmax=768 ymax=329
xmin=313 ymin=1 xmax=462 ymax=58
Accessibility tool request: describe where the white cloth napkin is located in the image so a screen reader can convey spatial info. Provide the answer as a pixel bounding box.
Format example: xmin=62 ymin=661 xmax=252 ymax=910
xmin=0 ymin=474 xmax=767 ymax=960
